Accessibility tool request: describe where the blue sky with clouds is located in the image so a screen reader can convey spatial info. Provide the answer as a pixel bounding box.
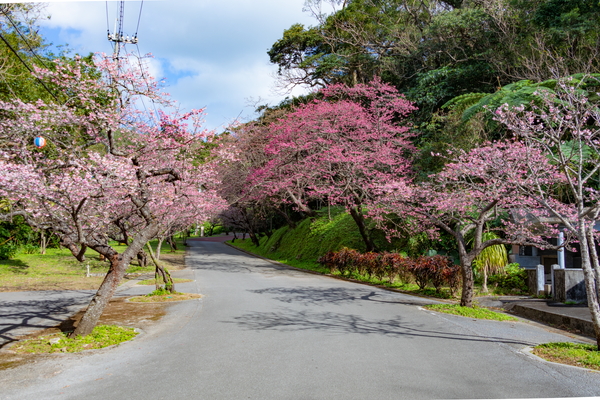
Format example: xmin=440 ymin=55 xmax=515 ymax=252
xmin=34 ymin=0 xmax=320 ymax=132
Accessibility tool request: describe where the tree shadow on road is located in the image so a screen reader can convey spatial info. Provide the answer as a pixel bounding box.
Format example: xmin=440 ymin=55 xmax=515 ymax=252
xmin=0 ymin=292 xmax=93 ymax=348
xmin=249 ymin=286 xmax=436 ymax=307
xmin=227 ymin=308 xmax=535 ymax=347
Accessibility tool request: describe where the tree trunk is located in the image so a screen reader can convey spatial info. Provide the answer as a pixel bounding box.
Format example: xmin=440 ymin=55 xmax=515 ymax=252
xmin=167 ymin=236 xmax=177 ymax=252
xmin=481 ymin=267 xmax=489 ymax=294
xmin=275 ymin=207 xmax=296 ymax=229
xmin=137 ymin=250 xmax=148 ymax=268
xmin=70 ymin=225 xmax=159 ymax=338
xmin=286 ymin=189 xmax=315 ymax=217
xmin=457 ymin=242 xmax=475 ymax=307
xmin=156 ymin=237 xmax=164 ymax=260
xmin=581 ymin=225 xmax=600 ymax=349
xmin=70 ymin=252 xmax=125 ymax=338
xmin=249 ymin=231 xmax=260 ymax=247
xmin=39 ymin=230 xmax=47 ymax=255
xmin=460 ymin=262 xmax=475 ymax=307
xmin=348 ymin=205 xmax=376 ymax=252
xmin=146 ymin=242 xmax=175 ymax=293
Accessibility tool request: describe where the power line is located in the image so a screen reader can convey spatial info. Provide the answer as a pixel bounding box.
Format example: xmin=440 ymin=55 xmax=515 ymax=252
xmin=0 ymin=8 xmax=50 ymax=70
xmin=0 ymin=32 xmax=58 ymax=101
xmin=135 ymin=0 xmax=144 ymax=37
xmin=135 ymin=43 xmax=159 ymax=120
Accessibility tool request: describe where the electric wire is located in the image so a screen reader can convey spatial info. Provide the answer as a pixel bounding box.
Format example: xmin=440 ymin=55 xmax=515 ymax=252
xmin=135 ymin=0 xmax=144 ymax=37
xmin=1 ymin=9 xmax=50 ymax=70
xmin=0 ymin=32 xmax=58 ymax=101
xmin=135 ymin=42 xmax=159 ymax=123
xmin=105 ymin=1 xmax=110 ymax=38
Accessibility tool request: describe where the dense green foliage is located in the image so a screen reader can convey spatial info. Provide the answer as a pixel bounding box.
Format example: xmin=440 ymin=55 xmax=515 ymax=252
xmin=267 ymin=0 xmax=600 ymax=177
xmin=487 ymin=263 xmax=528 ymax=295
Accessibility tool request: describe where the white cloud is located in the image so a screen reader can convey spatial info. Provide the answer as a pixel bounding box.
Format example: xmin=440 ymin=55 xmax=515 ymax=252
xmin=38 ymin=0 xmax=317 ymax=131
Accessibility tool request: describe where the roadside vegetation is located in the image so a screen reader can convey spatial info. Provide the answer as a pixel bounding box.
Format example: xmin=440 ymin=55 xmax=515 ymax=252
xmin=228 ymin=208 xmax=527 ymax=301
xmin=0 ymin=238 xmax=188 ymax=292
xmin=534 ymin=343 xmax=600 ymax=371
xmin=10 ymin=325 xmax=137 ymax=354
xmin=128 ymin=288 xmax=201 ymax=303
xmin=423 ymin=304 xmax=517 ymax=321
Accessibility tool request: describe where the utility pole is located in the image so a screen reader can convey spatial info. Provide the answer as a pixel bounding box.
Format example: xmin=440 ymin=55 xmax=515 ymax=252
xmin=107 ymin=1 xmax=138 ymax=59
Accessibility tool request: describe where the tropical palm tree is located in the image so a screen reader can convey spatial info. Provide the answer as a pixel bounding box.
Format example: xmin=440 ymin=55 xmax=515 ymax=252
xmin=473 ymin=231 xmax=508 ymax=293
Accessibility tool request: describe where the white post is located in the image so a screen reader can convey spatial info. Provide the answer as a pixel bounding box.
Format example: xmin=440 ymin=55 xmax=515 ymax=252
xmin=200 ymin=226 xmax=205 ymax=237
xmin=558 ymin=231 xmax=565 ymax=269
xmin=536 ymin=264 xmax=545 ymax=296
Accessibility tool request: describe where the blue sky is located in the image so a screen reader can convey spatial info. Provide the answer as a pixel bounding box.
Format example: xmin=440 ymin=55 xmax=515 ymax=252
xmin=33 ymin=0 xmax=321 ymax=132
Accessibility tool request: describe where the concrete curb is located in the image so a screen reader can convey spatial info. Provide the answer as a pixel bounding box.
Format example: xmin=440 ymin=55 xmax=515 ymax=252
xmin=508 ymin=303 xmax=596 ymax=338
xmin=521 ymin=346 xmax=600 ymax=374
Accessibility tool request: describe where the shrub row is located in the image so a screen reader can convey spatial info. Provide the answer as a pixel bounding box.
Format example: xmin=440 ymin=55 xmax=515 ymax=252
xmin=318 ymin=248 xmax=461 ymax=294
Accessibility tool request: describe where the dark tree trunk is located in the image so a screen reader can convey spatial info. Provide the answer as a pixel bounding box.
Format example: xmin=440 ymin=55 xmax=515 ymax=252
xmin=137 ymin=250 xmax=148 ymax=268
xmin=348 ymin=205 xmax=376 ymax=252
xmin=249 ymin=231 xmax=260 ymax=247
xmin=167 ymin=236 xmax=177 ymax=251
xmin=275 ymin=207 xmax=296 ymax=229
xmin=457 ymin=241 xmax=475 ymax=307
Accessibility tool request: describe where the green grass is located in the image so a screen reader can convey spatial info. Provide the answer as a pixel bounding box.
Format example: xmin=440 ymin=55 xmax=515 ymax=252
xmin=11 ymin=325 xmax=137 ymax=354
xmin=534 ymin=342 xmax=600 ymax=371
xmin=423 ymin=304 xmax=518 ymax=321
xmin=0 ymin=237 xmax=188 ymax=291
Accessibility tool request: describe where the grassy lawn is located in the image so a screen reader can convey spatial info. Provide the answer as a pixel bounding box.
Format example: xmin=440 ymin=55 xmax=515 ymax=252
xmin=534 ymin=342 xmax=600 ymax=371
xmin=0 ymin=238 xmax=188 ymax=292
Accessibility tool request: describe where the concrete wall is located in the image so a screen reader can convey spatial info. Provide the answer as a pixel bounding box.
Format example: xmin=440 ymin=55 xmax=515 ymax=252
xmin=526 ymin=269 xmax=538 ymax=295
xmin=553 ymin=269 xmax=587 ymax=304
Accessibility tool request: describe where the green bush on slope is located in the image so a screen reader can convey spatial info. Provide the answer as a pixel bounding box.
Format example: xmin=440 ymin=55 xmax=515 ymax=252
xmin=234 ymin=207 xmax=403 ymax=266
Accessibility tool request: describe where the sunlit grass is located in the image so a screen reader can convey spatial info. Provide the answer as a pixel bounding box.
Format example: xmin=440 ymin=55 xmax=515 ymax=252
xmin=0 ymin=238 xmax=187 ymax=291
xmin=534 ymin=342 xmax=600 ymax=371
xmin=423 ymin=304 xmax=518 ymax=321
xmin=11 ymin=325 xmax=137 ymax=354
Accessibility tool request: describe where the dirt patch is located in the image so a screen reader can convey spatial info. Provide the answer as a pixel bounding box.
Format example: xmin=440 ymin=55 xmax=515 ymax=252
xmin=128 ymin=293 xmax=201 ymax=303
xmin=159 ymin=252 xmax=186 ymax=269
xmin=0 ymin=297 xmax=167 ymax=370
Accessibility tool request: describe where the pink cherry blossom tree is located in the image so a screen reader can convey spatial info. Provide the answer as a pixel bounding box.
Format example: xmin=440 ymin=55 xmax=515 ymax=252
xmin=0 ymin=55 xmax=225 ymax=336
xmin=373 ymin=141 xmax=562 ymax=307
xmin=248 ymin=78 xmax=417 ymax=251
xmin=494 ymin=78 xmax=600 ymax=347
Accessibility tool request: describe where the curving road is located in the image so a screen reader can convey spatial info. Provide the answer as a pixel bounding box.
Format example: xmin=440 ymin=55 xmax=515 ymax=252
xmin=2 ymin=240 xmax=600 ymax=399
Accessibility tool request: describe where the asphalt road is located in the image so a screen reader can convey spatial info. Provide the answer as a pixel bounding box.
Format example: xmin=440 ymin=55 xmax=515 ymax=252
xmin=1 ymin=240 xmax=600 ymax=400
